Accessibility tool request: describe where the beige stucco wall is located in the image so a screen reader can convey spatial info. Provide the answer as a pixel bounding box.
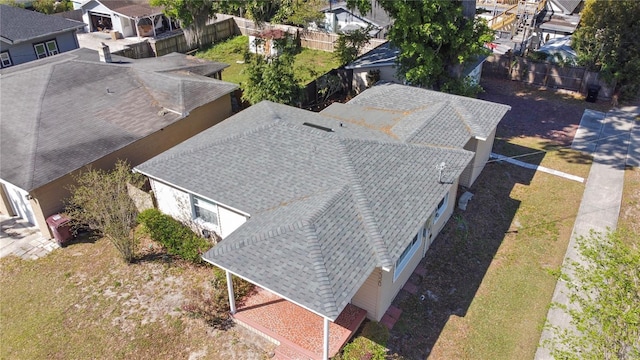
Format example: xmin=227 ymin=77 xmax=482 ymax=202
xmin=27 ymin=95 xmax=233 ymax=238
xmin=352 ymin=66 xmax=398 ymax=94
xmin=371 ymin=181 xmax=459 ymax=321
xmin=459 ymin=128 xmax=496 ymax=188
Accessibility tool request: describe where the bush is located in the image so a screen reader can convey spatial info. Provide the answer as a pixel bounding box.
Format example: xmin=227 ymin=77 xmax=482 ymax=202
xmin=137 ymin=209 xmax=212 ymax=263
xmin=339 ymin=321 xmax=389 ymax=360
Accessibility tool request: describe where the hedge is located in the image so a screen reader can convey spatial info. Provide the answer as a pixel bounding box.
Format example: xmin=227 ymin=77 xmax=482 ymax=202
xmin=137 ymin=208 xmax=212 ymax=263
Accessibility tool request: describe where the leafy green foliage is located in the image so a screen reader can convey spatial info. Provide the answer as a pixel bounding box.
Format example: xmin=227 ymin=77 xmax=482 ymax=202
xmin=32 ymin=0 xmax=73 ymax=14
xmin=548 ymin=230 xmax=640 ymax=360
xmin=65 ymin=160 xmax=144 ymax=263
xmin=242 ymin=51 xmax=302 ymax=105
xmin=572 ymin=0 xmax=640 ymax=100
xmin=137 ymin=208 xmax=212 ymax=263
xmin=338 ymin=321 xmax=389 ymax=360
xmin=149 ymin=0 xmax=220 ymax=47
xmin=334 ymin=26 xmax=373 ymax=66
xmin=215 ymin=0 xmax=323 ymax=26
xmin=347 ymin=0 xmax=493 ymax=91
xmin=0 ymin=0 xmax=24 ymax=8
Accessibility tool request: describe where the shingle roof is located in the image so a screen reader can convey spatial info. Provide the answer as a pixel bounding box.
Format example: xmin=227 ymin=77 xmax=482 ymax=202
xmin=0 ymin=4 xmax=84 ymax=44
xmin=345 ymin=42 xmax=399 ymax=69
xmin=550 ymin=0 xmax=582 ymax=14
xmin=0 ymin=48 xmax=237 ymax=191
xmin=136 ymin=100 xmax=477 ymax=320
xmin=97 ymin=0 xmax=163 ymax=18
xmin=325 ymin=83 xmax=511 ymax=146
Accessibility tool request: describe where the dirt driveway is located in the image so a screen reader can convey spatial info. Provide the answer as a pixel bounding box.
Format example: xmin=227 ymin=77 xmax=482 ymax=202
xmin=478 ymin=77 xmax=612 ymax=146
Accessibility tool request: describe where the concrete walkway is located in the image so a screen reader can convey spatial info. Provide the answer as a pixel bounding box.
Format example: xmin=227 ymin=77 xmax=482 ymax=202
xmin=0 ymin=214 xmax=60 ymax=260
xmin=534 ymin=106 xmax=639 ymax=359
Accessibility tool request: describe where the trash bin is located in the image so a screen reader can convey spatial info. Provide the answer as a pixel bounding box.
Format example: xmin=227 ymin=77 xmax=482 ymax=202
xmin=586 ymin=84 xmax=601 ymax=103
xmin=46 ymin=214 xmax=73 ymax=246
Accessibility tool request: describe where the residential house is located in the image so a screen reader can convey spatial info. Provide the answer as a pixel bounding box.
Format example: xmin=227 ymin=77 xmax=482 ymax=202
xmin=346 ymin=43 xmax=487 ymax=95
xmin=315 ymin=1 xmax=392 ymax=38
xmin=73 ymin=0 xmax=172 ymax=38
xmin=0 ymin=4 xmax=84 ymax=68
xmin=537 ymin=0 xmax=583 ymax=41
xmin=0 ymin=47 xmax=237 ymax=238
xmin=134 ymin=83 xmax=510 ymax=359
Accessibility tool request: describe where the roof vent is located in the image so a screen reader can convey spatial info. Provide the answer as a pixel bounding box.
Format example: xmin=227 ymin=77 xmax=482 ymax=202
xmin=303 ymin=122 xmax=334 ymax=132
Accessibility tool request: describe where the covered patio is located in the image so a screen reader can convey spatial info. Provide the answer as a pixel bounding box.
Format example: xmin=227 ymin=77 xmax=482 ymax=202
xmin=232 ymin=287 xmax=367 ymax=359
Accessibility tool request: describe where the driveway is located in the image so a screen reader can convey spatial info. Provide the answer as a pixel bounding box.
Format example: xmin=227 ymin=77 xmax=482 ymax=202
xmin=0 ymin=214 xmax=59 ymax=260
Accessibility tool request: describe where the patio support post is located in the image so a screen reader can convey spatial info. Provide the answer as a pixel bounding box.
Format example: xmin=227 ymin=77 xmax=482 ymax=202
xmin=226 ymin=270 xmax=236 ymax=314
xmin=323 ymin=317 xmax=330 ymax=360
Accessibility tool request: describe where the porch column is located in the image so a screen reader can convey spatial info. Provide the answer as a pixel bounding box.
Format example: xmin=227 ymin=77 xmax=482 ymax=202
xmin=323 ymin=317 xmax=330 ymax=360
xmin=226 ymin=270 xmax=237 ymax=314
xmin=151 ymin=16 xmax=157 ymax=37
xmin=134 ymin=18 xmax=141 ymax=38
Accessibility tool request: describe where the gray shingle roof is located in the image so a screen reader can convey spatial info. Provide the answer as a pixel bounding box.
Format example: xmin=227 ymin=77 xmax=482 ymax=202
xmin=550 ymin=0 xmax=582 ymax=14
xmin=0 ymin=4 xmax=84 ymax=44
xmin=97 ymin=0 xmax=163 ymax=18
xmin=0 ymin=48 xmax=237 ymax=191
xmin=344 ymin=83 xmax=511 ymax=143
xmin=136 ymin=99 xmax=477 ymax=320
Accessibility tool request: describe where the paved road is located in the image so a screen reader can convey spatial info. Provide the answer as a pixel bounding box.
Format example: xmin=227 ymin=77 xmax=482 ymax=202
xmin=534 ymin=106 xmax=639 ymax=359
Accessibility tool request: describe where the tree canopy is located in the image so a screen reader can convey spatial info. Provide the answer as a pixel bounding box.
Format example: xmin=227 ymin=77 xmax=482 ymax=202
xmin=572 ymin=0 xmax=640 ymax=100
xmin=548 ymin=230 xmax=640 ymax=359
xmin=150 ymin=0 xmax=220 ymax=47
xmin=347 ymin=0 xmax=493 ymax=92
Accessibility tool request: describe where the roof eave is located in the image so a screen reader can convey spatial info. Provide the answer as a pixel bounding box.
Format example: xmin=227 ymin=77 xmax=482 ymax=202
xmin=8 ymin=27 xmax=83 ymax=45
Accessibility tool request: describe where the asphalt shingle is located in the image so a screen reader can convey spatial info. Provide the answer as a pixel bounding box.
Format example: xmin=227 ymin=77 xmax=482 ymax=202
xmin=0 ymin=4 xmax=84 ymax=44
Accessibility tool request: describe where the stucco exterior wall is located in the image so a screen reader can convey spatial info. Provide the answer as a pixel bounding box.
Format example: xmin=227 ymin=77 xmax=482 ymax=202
xmin=25 ymin=95 xmax=233 ymax=238
xmin=374 ymin=181 xmax=459 ymax=320
xmin=149 ymin=178 xmax=247 ymax=240
xmin=0 ymin=31 xmax=79 ymax=66
xmin=352 ymin=65 xmax=397 ymax=94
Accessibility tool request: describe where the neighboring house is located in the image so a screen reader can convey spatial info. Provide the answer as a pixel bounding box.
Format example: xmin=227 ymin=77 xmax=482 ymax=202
xmin=134 ymin=83 xmax=510 ymax=358
xmin=0 ymin=4 xmax=84 ymax=68
xmin=73 ymin=0 xmax=173 ymax=38
xmin=536 ymin=35 xmax=577 ymax=64
xmin=537 ymin=0 xmax=582 ymax=41
xmin=346 ymin=42 xmax=487 ymax=94
xmin=315 ymin=1 xmax=392 ymax=38
xmin=0 ymin=47 xmax=238 ymax=238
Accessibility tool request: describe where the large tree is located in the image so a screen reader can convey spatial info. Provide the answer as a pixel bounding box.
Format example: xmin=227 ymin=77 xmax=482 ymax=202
xmin=347 ymin=0 xmax=493 ymax=92
xmin=242 ymin=52 xmax=301 ymax=105
xmin=549 ymin=230 xmax=640 ymax=359
xmin=150 ymin=0 xmax=221 ymax=48
xmin=65 ymin=160 xmax=145 ymax=263
xmin=572 ymin=0 xmax=640 ymax=100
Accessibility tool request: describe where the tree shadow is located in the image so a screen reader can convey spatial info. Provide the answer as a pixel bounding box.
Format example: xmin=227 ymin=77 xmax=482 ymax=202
xmin=386 ymin=149 xmax=537 ymax=358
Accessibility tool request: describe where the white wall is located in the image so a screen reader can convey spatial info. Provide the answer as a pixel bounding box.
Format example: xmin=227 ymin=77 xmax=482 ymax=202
xmin=1 ymin=181 xmax=36 ymax=226
xmin=352 ymin=65 xmax=398 ymax=93
xmin=150 ymin=179 xmax=247 ymax=239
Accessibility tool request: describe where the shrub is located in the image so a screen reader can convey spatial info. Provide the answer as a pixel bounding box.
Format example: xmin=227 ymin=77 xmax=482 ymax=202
xmin=137 ymin=208 xmax=211 ymax=263
xmin=339 ymin=321 xmax=389 ymax=360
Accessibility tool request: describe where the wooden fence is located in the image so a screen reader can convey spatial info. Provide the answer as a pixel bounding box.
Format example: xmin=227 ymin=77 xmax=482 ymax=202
xmin=483 ymin=54 xmax=614 ymax=99
xmin=230 ymin=15 xmax=386 ymax=54
xmin=148 ymin=17 xmax=236 ymax=56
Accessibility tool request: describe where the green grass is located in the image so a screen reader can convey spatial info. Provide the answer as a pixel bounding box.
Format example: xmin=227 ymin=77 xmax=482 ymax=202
xmin=196 ymin=35 xmax=340 ymax=86
xmin=0 ymin=235 xmax=271 ymax=359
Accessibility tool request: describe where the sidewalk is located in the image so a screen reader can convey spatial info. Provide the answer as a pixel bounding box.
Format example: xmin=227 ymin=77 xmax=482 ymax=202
xmin=0 ymin=214 xmax=59 ymax=260
xmin=534 ymin=106 xmax=639 ymax=359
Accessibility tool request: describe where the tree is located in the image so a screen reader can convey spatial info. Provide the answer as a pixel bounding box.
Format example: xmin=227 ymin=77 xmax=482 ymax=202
xmin=347 ymin=0 xmax=494 ymax=92
xmin=271 ymin=0 xmax=325 ymax=27
xmin=0 ymin=0 xmax=24 ymax=8
xmin=572 ymin=0 xmax=640 ymax=101
xmin=150 ymin=0 xmax=220 ymax=48
xmin=334 ymin=26 xmax=373 ymax=66
xmin=32 ymin=0 xmax=73 ymax=14
xmin=242 ymin=52 xmax=302 ymax=105
xmin=65 ymin=160 xmax=145 ymax=263
xmin=548 ymin=230 xmax=640 ymax=360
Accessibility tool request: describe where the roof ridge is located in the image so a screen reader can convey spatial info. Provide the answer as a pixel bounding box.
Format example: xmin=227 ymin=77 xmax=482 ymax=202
xmin=336 ymin=140 xmax=394 ymax=269
xmin=302 ymin=222 xmax=339 ymax=317
xmin=450 ymin=99 xmax=481 ymax=137
xmin=399 ymin=101 xmax=448 ymax=141
xmin=139 ymin=111 xmax=281 ymax=167
xmin=27 ymin=62 xmax=57 ymax=190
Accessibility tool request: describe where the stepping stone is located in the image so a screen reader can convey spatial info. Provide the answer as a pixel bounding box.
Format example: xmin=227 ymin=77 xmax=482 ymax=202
xmin=414 ymin=266 xmax=427 ymax=277
xmin=403 ymin=281 xmax=418 ymax=295
xmin=380 ymin=313 xmax=397 ymax=330
xmin=386 ymin=305 xmax=402 ymax=321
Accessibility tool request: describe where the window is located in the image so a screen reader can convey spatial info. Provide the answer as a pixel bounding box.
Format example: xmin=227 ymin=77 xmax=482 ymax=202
xmin=192 ymin=196 xmax=218 ymax=227
xmin=33 ymin=40 xmax=59 ymax=59
xmin=394 ymin=232 xmax=421 ymax=281
xmin=0 ymin=52 xmax=12 ymax=68
xmin=433 ymin=192 xmax=449 ymax=223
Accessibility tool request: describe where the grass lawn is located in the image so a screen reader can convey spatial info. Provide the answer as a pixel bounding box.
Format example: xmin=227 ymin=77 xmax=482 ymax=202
xmin=0 ymin=234 xmax=272 ymax=359
xmin=196 ymin=35 xmax=340 ymax=87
